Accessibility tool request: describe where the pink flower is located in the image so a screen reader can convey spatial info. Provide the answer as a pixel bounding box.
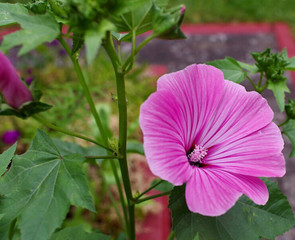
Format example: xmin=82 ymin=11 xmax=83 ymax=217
xmin=139 ymin=64 xmax=285 ymax=216
xmin=0 ymin=51 xmax=33 ymax=109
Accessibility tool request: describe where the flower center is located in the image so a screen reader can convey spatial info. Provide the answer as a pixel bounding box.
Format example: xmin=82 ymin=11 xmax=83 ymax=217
xmin=187 ymin=145 xmax=208 ymax=167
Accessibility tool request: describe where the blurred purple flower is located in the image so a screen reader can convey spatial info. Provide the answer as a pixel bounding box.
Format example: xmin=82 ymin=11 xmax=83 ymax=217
xmin=58 ymin=49 xmax=67 ymax=57
xmin=181 ymin=6 xmax=186 ymax=14
xmin=2 ymin=130 xmax=20 ymax=145
xmin=0 ymin=51 xmax=33 ymax=109
xmin=47 ymin=39 xmax=59 ymax=47
xmin=25 ymin=77 xmax=34 ymax=85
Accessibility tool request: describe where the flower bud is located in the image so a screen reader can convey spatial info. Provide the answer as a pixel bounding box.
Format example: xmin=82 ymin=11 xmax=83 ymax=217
xmin=285 ymin=99 xmax=295 ymax=119
xmin=0 ymin=51 xmax=33 ymax=109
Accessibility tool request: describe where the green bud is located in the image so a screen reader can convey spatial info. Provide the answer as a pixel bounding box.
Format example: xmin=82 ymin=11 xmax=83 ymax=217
xmin=251 ymin=48 xmax=289 ymax=83
xmin=285 ymin=99 xmax=295 ymax=119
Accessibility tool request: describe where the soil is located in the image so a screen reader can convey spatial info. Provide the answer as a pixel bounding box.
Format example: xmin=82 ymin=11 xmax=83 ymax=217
xmin=136 ymin=32 xmax=295 ymax=240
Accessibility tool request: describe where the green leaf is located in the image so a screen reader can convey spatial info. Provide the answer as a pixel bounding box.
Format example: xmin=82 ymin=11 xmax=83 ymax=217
xmin=236 ymin=60 xmax=259 ymax=74
xmin=85 ymin=19 xmax=115 ymax=65
xmin=71 ymin=32 xmax=84 ymax=55
xmin=207 ymin=57 xmax=247 ymax=83
xmin=0 ymin=5 xmax=60 ymax=55
xmin=52 ymin=138 xmax=107 ymax=157
xmin=0 ymin=142 xmax=17 ymax=175
xmin=126 ymin=141 xmax=144 ymax=155
xmin=113 ymin=0 xmax=169 ymax=39
xmin=284 ymin=119 xmax=295 ymax=157
xmin=169 ymin=179 xmax=295 ymax=240
xmin=0 ymin=3 xmax=28 ymax=26
xmin=0 ymin=130 xmax=95 ymax=240
xmin=0 ymin=101 xmax=52 ymax=119
xmin=286 ymin=57 xmax=295 ymax=71
xmin=50 ymin=225 xmax=110 ymax=240
xmin=267 ymin=80 xmax=290 ymax=111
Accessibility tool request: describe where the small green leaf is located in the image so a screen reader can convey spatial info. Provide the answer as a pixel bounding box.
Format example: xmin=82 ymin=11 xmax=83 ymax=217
xmin=284 ymin=119 xmax=295 ymax=157
xmin=85 ymin=19 xmax=115 ymax=65
xmin=71 ymin=32 xmax=84 ymax=55
xmin=0 ymin=101 xmax=52 ymax=119
xmin=0 ymin=130 xmax=95 ymax=240
xmin=207 ymin=57 xmax=247 ymax=83
xmin=50 ymin=225 xmax=110 ymax=240
xmin=111 ymin=31 xmax=129 ymax=41
xmin=169 ymin=179 xmax=295 ymax=240
xmin=126 ymin=141 xmax=144 ymax=155
xmin=267 ymin=80 xmax=290 ymax=111
xmin=0 ymin=142 xmax=17 ymax=175
xmin=0 ymin=8 xmax=60 ymax=55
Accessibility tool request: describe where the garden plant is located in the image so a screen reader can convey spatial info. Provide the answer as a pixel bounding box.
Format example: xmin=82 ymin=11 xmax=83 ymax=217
xmin=1 ymin=0 xmax=295 ymax=240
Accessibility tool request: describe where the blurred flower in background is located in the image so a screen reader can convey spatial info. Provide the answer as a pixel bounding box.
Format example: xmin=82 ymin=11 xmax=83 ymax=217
xmin=2 ymin=130 xmax=20 ymax=145
xmin=0 ymin=51 xmax=33 ymax=109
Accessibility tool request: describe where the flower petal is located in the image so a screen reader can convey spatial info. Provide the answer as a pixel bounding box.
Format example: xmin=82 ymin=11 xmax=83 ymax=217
xmin=156 ymin=64 xmax=225 ymax=151
xmin=185 ymin=168 xmax=242 ymax=216
xmin=185 ymin=168 xmax=268 ymax=216
xmin=140 ymin=90 xmax=193 ymax=185
xmin=205 ymin=122 xmax=285 ymax=177
xmin=198 ymin=80 xmax=274 ymax=148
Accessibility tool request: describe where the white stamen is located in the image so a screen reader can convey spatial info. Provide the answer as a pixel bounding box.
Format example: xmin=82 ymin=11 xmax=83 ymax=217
xmin=188 ymin=145 xmax=208 ymax=163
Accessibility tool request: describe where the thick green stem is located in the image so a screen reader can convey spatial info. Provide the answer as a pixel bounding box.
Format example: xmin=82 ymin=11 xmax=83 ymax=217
xmin=59 ymin=35 xmax=130 ymax=236
xmin=33 ymin=115 xmax=111 ymax=151
xmin=115 ymin=70 xmax=135 ymax=240
xmin=104 ymin=32 xmax=135 ymax=240
xmin=58 ymin=37 xmax=108 ymax=142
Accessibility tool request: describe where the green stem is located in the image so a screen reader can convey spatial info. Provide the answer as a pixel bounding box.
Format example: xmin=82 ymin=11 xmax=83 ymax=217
xmin=108 ymin=159 xmax=130 ymax=237
xmin=59 ymin=34 xmax=129 ymax=236
xmin=98 ymin=167 xmax=126 ymax=232
xmin=115 ymin=70 xmax=135 ymax=240
xmin=8 ymin=218 xmax=16 ymax=240
xmin=246 ymin=75 xmax=257 ymax=91
xmin=258 ymin=72 xmax=263 ymax=88
xmin=135 ymin=180 xmax=164 ymax=200
xmin=104 ymin=32 xmax=135 ymax=240
xmin=258 ymin=82 xmax=268 ymax=93
xmin=278 ymin=117 xmax=290 ymax=127
xmin=134 ymin=191 xmax=171 ymax=205
xmin=33 ymin=115 xmax=111 ymax=151
xmin=58 ymin=36 xmax=108 ymax=143
xmin=122 ymin=34 xmax=156 ymax=72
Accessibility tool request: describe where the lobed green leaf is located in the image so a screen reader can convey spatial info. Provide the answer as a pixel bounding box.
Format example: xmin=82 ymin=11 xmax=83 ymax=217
xmin=207 ymin=57 xmax=247 ymax=83
xmin=0 ymin=130 xmax=95 ymax=240
xmin=169 ymin=179 xmax=295 ymax=240
xmin=0 ymin=3 xmax=60 ymax=55
xmin=50 ymin=225 xmax=110 ymax=240
xmin=267 ymin=80 xmax=290 ymax=112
